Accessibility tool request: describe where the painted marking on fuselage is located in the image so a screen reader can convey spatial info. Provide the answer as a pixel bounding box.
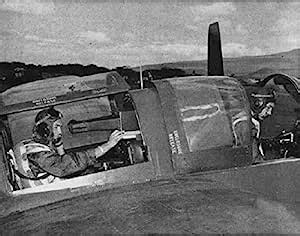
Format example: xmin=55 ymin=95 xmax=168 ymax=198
xmin=168 ymin=130 xmax=183 ymax=155
xmin=32 ymin=96 xmax=57 ymax=106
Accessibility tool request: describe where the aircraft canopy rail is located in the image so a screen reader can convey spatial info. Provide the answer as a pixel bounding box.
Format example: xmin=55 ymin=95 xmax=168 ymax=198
xmin=258 ymin=73 xmax=300 ymax=103
xmin=0 ymin=72 xmax=130 ymax=115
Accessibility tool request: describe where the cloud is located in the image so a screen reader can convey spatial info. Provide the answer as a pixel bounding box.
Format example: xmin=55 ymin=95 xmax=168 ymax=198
xmin=93 ymin=42 xmax=203 ymax=58
xmin=288 ymin=2 xmax=300 ymax=7
xmin=25 ymin=35 xmax=40 ymax=41
xmin=0 ymin=30 xmax=15 ymax=38
xmin=149 ymin=43 xmax=200 ymax=56
xmin=272 ymin=16 xmax=300 ymax=35
xmin=0 ymin=0 xmax=55 ymax=15
xmin=79 ymin=31 xmax=110 ymax=43
xmin=86 ymin=41 xmax=206 ymax=67
xmin=286 ymin=35 xmax=300 ymax=47
xmin=223 ymin=43 xmax=263 ymax=57
xmin=270 ymin=3 xmax=300 ymax=50
xmin=25 ymin=34 xmax=57 ymax=44
xmin=235 ymin=24 xmax=248 ymax=35
xmin=191 ymin=2 xmax=236 ymax=20
xmin=185 ymin=25 xmax=199 ymax=32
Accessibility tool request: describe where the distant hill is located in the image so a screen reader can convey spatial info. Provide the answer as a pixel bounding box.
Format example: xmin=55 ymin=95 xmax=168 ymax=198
xmin=0 ymin=62 xmax=110 ymax=92
xmin=0 ymin=48 xmax=299 ymax=92
xmin=133 ymin=48 xmax=300 ymax=80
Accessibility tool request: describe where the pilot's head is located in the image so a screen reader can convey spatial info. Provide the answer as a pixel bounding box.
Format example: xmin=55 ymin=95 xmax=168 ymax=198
xmin=250 ymin=88 xmax=276 ymax=121
xmin=33 ymin=107 xmax=63 ymax=146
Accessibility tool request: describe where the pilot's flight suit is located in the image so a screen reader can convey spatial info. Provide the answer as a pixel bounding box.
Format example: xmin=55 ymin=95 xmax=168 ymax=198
xmin=25 ymin=141 xmax=97 ymax=178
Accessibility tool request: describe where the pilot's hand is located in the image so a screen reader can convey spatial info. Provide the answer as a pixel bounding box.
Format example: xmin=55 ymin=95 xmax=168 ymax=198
xmin=95 ymin=130 xmax=124 ymax=158
xmin=108 ymin=130 xmax=124 ymax=147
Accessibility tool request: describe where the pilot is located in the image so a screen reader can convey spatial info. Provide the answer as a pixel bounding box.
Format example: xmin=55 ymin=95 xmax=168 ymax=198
xmin=250 ymin=88 xmax=276 ymax=163
xmin=23 ymin=106 xmax=124 ymax=179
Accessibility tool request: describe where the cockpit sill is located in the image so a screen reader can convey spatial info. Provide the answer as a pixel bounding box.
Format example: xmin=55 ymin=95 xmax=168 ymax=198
xmin=10 ymin=161 xmax=156 ymax=196
xmin=3 ymin=157 xmax=299 ymax=220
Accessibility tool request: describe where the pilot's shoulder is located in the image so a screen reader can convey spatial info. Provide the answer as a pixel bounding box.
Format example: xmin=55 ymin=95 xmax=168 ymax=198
xmin=14 ymin=140 xmax=52 ymax=155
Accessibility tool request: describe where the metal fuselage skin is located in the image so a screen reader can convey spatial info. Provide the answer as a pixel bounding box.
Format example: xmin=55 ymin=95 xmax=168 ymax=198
xmin=0 ymin=73 xmax=253 ymax=200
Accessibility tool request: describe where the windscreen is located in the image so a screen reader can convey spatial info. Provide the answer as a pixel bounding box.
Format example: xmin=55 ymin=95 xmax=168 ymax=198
xmin=168 ymin=77 xmax=250 ymax=152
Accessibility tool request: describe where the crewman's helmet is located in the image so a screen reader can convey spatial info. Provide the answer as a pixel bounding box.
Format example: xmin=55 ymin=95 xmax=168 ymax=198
xmin=249 ymin=87 xmax=276 ymax=116
xmin=32 ymin=107 xmax=63 ymax=145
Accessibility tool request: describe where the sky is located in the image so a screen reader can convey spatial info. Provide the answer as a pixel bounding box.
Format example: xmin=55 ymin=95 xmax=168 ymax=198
xmin=0 ymin=0 xmax=299 ymax=68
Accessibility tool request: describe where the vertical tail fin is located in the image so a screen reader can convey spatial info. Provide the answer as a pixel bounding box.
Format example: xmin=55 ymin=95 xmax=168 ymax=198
xmin=207 ymin=22 xmax=224 ymax=76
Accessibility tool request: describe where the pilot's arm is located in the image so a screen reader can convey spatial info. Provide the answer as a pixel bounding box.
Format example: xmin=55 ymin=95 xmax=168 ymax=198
xmin=28 ymin=149 xmax=98 ymax=178
xmin=28 ymin=130 xmax=124 ymax=178
xmin=95 ymin=130 xmax=124 ymax=158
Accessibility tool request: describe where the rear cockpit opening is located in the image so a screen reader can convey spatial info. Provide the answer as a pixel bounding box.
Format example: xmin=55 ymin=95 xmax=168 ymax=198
xmin=2 ymin=92 xmax=149 ymax=192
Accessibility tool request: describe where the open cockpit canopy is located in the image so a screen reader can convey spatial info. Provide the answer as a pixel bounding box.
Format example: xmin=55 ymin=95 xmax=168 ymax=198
xmin=0 ymin=72 xmax=130 ymax=115
xmin=259 ymin=73 xmax=300 ymax=103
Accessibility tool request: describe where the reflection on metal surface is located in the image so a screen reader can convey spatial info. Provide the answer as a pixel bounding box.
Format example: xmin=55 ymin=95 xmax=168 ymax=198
xmin=167 ymin=76 xmax=250 ymax=152
xmin=232 ymin=111 xmax=249 ymax=146
xmin=181 ymin=103 xmax=220 ymax=122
